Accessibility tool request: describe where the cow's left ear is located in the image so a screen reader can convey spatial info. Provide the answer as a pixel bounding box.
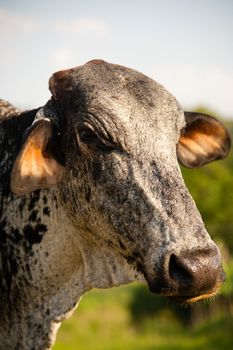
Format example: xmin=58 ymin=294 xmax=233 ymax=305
xmin=10 ymin=117 xmax=65 ymax=195
xmin=177 ymin=112 xmax=231 ymax=168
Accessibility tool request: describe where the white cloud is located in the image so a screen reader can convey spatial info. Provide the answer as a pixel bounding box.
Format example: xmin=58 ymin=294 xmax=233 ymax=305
xmin=0 ymin=7 xmax=39 ymax=38
xmin=0 ymin=6 xmax=110 ymax=40
xmin=50 ymin=48 xmax=76 ymax=69
xmin=54 ymin=18 xmax=109 ymax=36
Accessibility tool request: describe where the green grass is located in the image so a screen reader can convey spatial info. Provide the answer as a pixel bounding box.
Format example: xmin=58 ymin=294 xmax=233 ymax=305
xmin=53 ymin=283 xmax=233 ymax=350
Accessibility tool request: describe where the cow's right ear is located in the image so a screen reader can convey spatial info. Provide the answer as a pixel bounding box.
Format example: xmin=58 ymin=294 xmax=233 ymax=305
xmin=177 ymin=112 xmax=231 ymax=168
xmin=10 ymin=118 xmax=65 ymax=196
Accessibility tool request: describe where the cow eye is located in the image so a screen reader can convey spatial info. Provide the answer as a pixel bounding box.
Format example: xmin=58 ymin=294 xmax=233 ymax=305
xmin=79 ymin=128 xmax=99 ymax=145
xmin=78 ymin=127 xmax=114 ymax=152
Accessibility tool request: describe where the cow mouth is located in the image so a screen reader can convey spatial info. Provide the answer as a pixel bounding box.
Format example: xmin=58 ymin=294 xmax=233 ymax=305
xmin=146 ymin=272 xmax=224 ymax=305
xmin=166 ymin=284 xmax=221 ymax=304
xmin=158 ymin=281 xmax=222 ymax=304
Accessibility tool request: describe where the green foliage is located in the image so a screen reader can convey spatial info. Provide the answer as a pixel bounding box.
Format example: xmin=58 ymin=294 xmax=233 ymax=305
xmin=221 ymin=258 xmax=233 ymax=296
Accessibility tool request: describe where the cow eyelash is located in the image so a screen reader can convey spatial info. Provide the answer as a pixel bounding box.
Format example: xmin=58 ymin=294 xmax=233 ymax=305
xmin=79 ymin=128 xmax=100 ymax=145
xmin=78 ymin=126 xmax=116 ymax=152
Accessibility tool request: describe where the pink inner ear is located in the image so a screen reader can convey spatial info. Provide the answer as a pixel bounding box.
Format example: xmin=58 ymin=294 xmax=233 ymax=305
xmin=178 ymin=133 xmax=220 ymax=168
xmin=10 ymin=121 xmax=65 ymax=195
xmin=180 ymin=131 xmax=221 ymax=154
xmin=177 ymin=114 xmax=231 ymax=168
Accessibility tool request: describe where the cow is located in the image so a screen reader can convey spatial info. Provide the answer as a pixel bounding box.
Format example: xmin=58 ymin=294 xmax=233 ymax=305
xmin=0 ymin=59 xmax=231 ymax=350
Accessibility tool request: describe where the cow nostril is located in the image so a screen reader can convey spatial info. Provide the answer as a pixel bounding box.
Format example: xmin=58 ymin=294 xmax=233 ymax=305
xmin=169 ymin=253 xmax=193 ymax=285
xmin=148 ymin=249 xmax=224 ymax=300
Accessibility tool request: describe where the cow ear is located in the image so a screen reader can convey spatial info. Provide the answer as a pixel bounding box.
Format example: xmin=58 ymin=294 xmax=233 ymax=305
xmin=177 ymin=112 xmax=231 ymax=168
xmin=10 ymin=119 xmax=65 ymax=195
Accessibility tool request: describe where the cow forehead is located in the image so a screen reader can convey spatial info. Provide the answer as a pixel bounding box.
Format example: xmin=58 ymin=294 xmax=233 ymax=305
xmin=50 ymin=60 xmax=185 ymax=140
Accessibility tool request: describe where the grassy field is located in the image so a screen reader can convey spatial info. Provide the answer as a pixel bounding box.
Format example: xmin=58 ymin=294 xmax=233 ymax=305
xmin=53 ymin=283 xmax=233 ymax=350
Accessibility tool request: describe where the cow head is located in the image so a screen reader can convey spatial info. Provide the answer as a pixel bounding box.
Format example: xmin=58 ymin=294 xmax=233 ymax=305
xmin=11 ymin=60 xmax=231 ymax=304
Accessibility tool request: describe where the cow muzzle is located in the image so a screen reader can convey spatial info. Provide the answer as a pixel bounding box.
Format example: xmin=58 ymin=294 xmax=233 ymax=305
xmin=147 ymin=247 xmax=225 ymax=303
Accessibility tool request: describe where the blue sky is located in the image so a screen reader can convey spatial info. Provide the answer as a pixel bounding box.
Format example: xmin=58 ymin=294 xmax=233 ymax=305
xmin=0 ymin=0 xmax=233 ymax=117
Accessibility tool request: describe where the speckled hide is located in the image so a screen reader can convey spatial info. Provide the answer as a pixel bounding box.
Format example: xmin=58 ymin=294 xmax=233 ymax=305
xmin=0 ymin=60 xmax=231 ymax=350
